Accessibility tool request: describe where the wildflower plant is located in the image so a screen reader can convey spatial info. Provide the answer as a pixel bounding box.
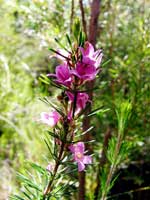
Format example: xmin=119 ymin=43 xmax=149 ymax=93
xmin=41 ymin=32 xmax=103 ymax=197
xmin=10 ymin=26 xmax=103 ymax=200
xmin=11 ymin=25 xmax=132 ymax=200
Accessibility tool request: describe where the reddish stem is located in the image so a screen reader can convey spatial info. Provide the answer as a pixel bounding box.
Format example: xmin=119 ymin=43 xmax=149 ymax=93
xmin=78 ymin=1 xmax=101 ymax=199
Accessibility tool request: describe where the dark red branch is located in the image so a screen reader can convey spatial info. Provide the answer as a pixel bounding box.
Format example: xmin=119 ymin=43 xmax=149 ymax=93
xmin=78 ymin=171 xmax=85 ymax=200
xmin=78 ymin=1 xmax=101 ymax=200
xmin=88 ymin=0 xmax=101 ymax=47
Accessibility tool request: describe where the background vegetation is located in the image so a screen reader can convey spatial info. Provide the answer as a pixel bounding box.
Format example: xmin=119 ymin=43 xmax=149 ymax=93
xmin=0 ymin=0 xmax=150 ymax=199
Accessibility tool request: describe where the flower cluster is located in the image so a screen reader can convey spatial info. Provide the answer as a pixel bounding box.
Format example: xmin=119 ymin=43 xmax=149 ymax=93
xmin=40 ymin=41 xmax=102 ymax=171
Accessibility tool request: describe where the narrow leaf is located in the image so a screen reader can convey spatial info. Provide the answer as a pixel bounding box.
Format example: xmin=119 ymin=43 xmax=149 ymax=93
xmin=54 ymin=38 xmax=70 ymax=53
xmin=88 ymin=107 xmax=110 ymax=117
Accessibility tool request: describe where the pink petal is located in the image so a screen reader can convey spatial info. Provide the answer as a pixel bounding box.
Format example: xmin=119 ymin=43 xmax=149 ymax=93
xmin=83 ymin=155 xmax=92 ymax=164
xmin=56 ymin=64 xmax=69 ymax=80
xmin=77 ymin=93 xmax=89 ymax=109
xmin=66 ymin=91 xmax=74 ymax=101
xmin=55 ymin=64 xmax=72 ymax=87
xmin=41 ymin=112 xmax=49 ymax=121
xmin=82 ymin=56 xmax=96 ymax=66
xmin=78 ymin=161 xmax=85 ymax=172
xmin=80 ymin=41 xmax=94 ymax=57
xmin=52 ymin=111 xmax=60 ymax=123
xmin=40 ymin=112 xmax=54 ymax=126
xmin=40 ymin=111 xmax=60 ymax=127
xmin=94 ymin=50 xmax=103 ymax=68
xmin=68 ymin=144 xmax=75 ymax=153
xmin=79 ymin=41 xmax=103 ymax=70
xmin=72 ymin=62 xmax=97 ymax=81
xmin=86 ymin=42 xmax=95 ymax=56
xmin=76 ymin=142 xmax=85 ymax=153
xmin=69 ymin=142 xmax=85 ymax=154
xmin=66 ymin=92 xmax=89 ymax=110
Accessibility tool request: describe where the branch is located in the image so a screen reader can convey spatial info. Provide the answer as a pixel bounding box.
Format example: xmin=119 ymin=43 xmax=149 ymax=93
xmin=78 ymin=1 xmax=101 ymax=200
xmin=79 ymin=0 xmax=87 ymax=38
xmin=70 ymin=0 xmax=74 ymax=34
xmin=88 ymin=0 xmax=101 ymax=47
xmin=43 ymin=140 xmax=65 ymax=195
xmin=43 ymin=119 xmax=69 ymax=196
xmin=101 ymin=132 xmax=123 ymax=200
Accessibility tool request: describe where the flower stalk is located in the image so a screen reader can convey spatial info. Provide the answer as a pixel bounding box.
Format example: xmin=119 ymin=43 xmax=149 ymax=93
xmin=44 ymin=139 xmax=66 ymax=195
xmin=101 ymin=133 xmax=122 ymax=200
xmin=100 ymin=101 xmax=132 ymax=200
xmin=40 ymin=38 xmax=103 ymax=197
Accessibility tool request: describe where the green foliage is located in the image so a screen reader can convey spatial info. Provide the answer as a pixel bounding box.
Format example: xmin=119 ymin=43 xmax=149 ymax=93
xmin=0 ymin=0 xmax=149 ymax=199
xmin=99 ymin=101 xmax=132 ymax=199
xmin=72 ymin=19 xmax=86 ymax=45
xmin=115 ymin=101 xmax=132 ymax=135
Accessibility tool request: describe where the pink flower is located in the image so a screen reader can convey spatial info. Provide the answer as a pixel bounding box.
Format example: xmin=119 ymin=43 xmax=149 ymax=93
xmin=47 ymin=63 xmax=72 ymax=87
xmin=55 ymin=63 xmax=72 ymax=87
xmin=69 ymin=142 xmax=92 ymax=171
xmin=80 ymin=41 xmax=103 ymax=68
xmin=40 ymin=111 xmax=60 ymax=127
xmin=66 ymin=92 xmax=89 ymax=111
xmin=71 ymin=41 xmax=103 ymax=82
xmin=71 ymin=62 xmax=98 ymax=81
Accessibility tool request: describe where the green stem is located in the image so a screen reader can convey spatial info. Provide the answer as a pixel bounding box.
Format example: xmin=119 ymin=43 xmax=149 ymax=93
xmin=101 ymin=133 xmax=122 ymax=200
xmin=43 ymin=119 xmax=69 ymax=196
xmin=43 ymin=141 xmax=65 ymax=196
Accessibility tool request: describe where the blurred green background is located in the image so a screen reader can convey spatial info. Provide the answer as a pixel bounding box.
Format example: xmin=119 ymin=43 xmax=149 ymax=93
xmin=0 ymin=0 xmax=150 ymax=199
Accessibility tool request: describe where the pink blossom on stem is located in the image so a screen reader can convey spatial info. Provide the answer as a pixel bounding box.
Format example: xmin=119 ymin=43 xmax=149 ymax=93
xmin=69 ymin=142 xmax=92 ymax=171
xmin=55 ymin=63 xmax=72 ymax=87
xmin=40 ymin=111 xmax=60 ymax=127
xmin=71 ymin=62 xmax=98 ymax=82
xmin=66 ymin=91 xmax=89 ymax=111
xmin=47 ymin=63 xmax=72 ymax=87
xmin=80 ymin=41 xmax=103 ymax=68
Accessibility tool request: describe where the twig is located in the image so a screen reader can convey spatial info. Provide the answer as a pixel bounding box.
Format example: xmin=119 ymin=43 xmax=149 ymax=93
xmin=43 ymin=119 xmax=69 ymax=196
xmin=88 ymin=0 xmax=101 ymax=46
xmin=43 ymin=140 xmax=65 ymax=195
xmin=70 ymin=0 xmax=74 ymax=34
xmin=101 ymin=132 xmax=123 ymax=200
xmin=79 ymin=0 xmax=87 ymax=38
xmin=78 ymin=171 xmax=85 ymax=200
